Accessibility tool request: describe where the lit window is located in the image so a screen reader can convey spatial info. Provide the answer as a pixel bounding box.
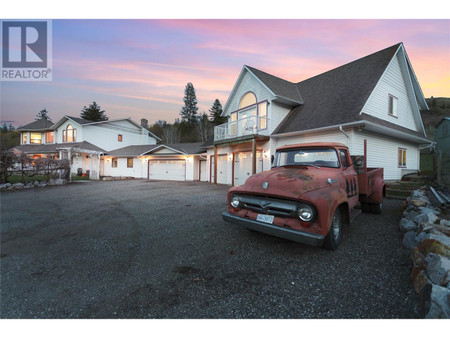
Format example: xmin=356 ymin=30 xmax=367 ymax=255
xmin=112 ymin=158 xmax=118 ymax=168
xmin=30 ymin=132 xmax=42 ymax=144
xmin=127 ymin=158 xmax=133 ymax=168
xmin=46 ymin=131 xmax=54 ymax=143
xmin=118 ymin=134 xmax=123 ymax=142
xmin=258 ymin=102 xmax=267 ymax=129
xmin=22 ymin=133 xmax=28 ymax=144
xmin=389 ymin=95 xmax=398 ymax=117
xmin=239 ymin=92 xmax=257 ymax=109
xmin=63 ymin=124 xmax=77 ymax=143
xmin=398 ymin=148 xmax=406 ymax=168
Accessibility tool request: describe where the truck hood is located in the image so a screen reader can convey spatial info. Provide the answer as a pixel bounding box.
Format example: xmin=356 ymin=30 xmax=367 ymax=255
xmin=232 ymin=166 xmax=338 ymax=200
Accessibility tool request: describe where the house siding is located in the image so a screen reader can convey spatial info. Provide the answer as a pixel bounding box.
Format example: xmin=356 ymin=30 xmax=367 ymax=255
xmin=352 ymin=130 xmax=419 ymax=180
xmin=223 ymin=70 xmax=274 ymax=117
xmin=361 ymin=52 xmax=419 ymax=132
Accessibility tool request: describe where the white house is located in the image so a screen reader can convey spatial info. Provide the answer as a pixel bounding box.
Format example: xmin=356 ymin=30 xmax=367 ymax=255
xmin=202 ymin=42 xmax=431 ymax=185
xmin=14 ymin=116 xmax=161 ymax=180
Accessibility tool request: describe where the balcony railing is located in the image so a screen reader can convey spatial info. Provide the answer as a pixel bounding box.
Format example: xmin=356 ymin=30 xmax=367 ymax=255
xmin=214 ymin=115 xmax=269 ymax=142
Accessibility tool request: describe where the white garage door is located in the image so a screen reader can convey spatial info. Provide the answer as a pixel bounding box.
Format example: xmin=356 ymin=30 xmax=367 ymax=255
xmin=234 ymin=151 xmax=263 ymax=186
xmin=217 ymin=155 xmax=228 ymax=184
xmin=148 ymin=159 xmax=186 ymax=181
xmin=200 ymin=160 xmax=207 ymax=181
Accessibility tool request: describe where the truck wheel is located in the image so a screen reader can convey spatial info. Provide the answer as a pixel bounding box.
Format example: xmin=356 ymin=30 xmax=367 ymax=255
xmin=323 ymin=208 xmax=342 ymax=250
xmin=369 ymin=202 xmax=382 ymax=214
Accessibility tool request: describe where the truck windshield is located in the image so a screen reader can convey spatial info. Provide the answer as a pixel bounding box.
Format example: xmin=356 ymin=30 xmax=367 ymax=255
xmin=273 ymin=147 xmax=340 ymax=168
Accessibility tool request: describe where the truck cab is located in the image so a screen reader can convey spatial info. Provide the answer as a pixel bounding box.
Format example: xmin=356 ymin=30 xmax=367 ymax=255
xmin=222 ymin=141 xmax=384 ymax=250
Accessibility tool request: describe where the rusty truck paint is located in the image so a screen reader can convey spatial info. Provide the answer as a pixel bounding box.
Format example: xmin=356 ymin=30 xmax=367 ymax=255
xmin=222 ymin=140 xmax=384 ymax=249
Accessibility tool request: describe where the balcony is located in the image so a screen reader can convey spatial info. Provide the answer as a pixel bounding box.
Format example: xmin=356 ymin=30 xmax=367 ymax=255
xmin=214 ymin=115 xmax=269 ymax=143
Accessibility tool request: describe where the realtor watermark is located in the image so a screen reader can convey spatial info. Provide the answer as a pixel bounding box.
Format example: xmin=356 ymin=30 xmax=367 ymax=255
xmin=1 ymin=20 xmax=52 ymax=81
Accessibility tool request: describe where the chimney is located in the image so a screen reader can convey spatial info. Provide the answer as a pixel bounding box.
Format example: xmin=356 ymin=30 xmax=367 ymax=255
xmin=141 ymin=118 xmax=149 ymax=129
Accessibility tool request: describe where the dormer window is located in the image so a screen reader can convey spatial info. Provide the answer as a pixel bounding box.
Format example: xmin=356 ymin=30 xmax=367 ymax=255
xmin=388 ymin=94 xmax=398 ymax=117
xmin=239 ymin=92 xmax=257 ymax=109
xmin=62 ymin=124 xmax=77 ymax=143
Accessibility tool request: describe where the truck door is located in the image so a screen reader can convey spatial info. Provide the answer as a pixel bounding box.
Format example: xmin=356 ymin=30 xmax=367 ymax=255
xmin=338 ymin=148 xmax=359 ymax=209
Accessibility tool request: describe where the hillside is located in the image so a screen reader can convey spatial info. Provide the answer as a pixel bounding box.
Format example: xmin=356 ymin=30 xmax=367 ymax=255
xmin=422 ymin=97 xmax=450 ymax=140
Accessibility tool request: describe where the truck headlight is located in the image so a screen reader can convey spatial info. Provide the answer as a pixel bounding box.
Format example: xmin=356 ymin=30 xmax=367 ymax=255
xmin=230 ymin=195 xmax=240 ymax=208
xmin=298 ymin=205 xmax=314 ymax=222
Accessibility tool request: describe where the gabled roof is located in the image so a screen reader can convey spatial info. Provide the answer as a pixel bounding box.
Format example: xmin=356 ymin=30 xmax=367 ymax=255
xmin=273 ymin=43 xmax=405 ymax=135
xmin=12 ymin=141 xmax=106 ymax=154
xmin=245 ymin=65 xmax=303 ymax=104
xmin=106 ymin=144 xmax=159 ymax=157
xmin=106 ymin=142 xmax=204 ymax=157
xmin=17 ymin=119 xmax=53 ymax=131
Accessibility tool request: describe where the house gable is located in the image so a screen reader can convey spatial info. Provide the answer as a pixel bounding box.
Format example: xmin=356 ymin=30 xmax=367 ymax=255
xmin=360 ymin=44 xmax=427 ymax=136
xmin=222 ymin=67 xmax=275 ymax=117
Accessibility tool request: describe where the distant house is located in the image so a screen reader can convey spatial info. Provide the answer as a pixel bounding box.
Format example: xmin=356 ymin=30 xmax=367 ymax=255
xmin=202 ymin=42 xmax=431 ymax=184
xmin=435 ymin=117 xmax=450 ymax=154
xmin=14 ymin=116 xmax=161 ymax=180
xmin=13 ymin=117 xmax=207 ymax=181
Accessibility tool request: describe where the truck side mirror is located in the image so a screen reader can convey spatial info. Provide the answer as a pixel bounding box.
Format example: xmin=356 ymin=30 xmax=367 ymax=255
xmin=351 ymin=156 xmax=363 ymax=168
xmin=271 ymin=155 xmax=274 ymax=164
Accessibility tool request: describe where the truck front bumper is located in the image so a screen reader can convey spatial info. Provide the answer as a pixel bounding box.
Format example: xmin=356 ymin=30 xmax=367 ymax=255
xmin=222 ymin=212 xmax=325 ymax=247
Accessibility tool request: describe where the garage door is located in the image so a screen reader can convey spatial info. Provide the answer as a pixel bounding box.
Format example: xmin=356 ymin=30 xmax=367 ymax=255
xmin=200 ymin=160 xmax=207 ymax=181
xmin=148 ymin=159 xmax=186 ymax=181
xmin=234 ymin=151 xmax=263 ymax=186
xmin=217 ymin=155 xmax=228 ymax=184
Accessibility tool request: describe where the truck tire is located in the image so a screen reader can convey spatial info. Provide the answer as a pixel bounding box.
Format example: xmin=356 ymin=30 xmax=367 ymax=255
xmin=369 ymin=202 xmax=382 ymax=214
xmin=323 ymin=208 xmax=342 ymax=250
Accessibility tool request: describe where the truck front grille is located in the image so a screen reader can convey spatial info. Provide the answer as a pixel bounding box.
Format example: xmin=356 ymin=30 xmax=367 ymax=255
xmin=238 ymin=195 xmax=298 ymax=217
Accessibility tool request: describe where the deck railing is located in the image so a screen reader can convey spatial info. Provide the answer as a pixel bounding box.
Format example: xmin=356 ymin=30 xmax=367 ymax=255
xmin=214 ymin=116 xmax=269 ymax=142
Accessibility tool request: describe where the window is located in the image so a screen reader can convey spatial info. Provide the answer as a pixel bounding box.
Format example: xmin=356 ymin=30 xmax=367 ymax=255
xmin=22 ymin=133 xmax=27 ymax=144
xmin=63 ymin=124 xmax=77 ymax=142
xmin=389 ymin=95 xmax=398 ymax=117
xmin=239 ymin=92 xmax=257 ymax=109
xmin=112 ymin=158 xmax=118 ymax=168
xmin=339 ymin=149 xmax=350 ymax=168
xmin=46 ymin=131 xmax=54 ymax=143
xmin=30 ymin=132 xmax=42 ymax=144
xmin=398 ymin=148 xmax=407 ymax=168
xmin=127 ymin=158 xmax=133 ymax=168
xmin=118 ymin=134 xmax=123 ymax=142
xmin=258 ymin=101 xmax=267 ymax=130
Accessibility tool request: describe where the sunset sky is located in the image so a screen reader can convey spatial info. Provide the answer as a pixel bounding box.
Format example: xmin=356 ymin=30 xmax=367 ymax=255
xmin=1 ymin=19 xmax=449 ymax=128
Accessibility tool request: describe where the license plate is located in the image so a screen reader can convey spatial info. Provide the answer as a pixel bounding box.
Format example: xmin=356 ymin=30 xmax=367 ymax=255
xmin=256 ymin=214 xmax=274 ymax=224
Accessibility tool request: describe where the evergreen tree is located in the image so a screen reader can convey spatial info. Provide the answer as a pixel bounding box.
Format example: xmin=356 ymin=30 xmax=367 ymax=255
xmin=36 ymin=108 xmax=52 ymax=122
xmin=81 ymin=101 xmax=108 ymax=122
xmin=180 ymin=82 xmax=199 ymax=124
xmin=209 ymin=99 xmax=227 ymax=125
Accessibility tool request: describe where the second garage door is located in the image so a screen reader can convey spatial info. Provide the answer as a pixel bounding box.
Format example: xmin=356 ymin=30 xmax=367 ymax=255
xmin=148 ymin=159 xmax=186 ymax=181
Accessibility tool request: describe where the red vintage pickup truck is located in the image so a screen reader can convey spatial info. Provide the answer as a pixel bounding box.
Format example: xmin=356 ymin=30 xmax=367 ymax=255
xmin=222 ymin=141 xmax=384 ymax=250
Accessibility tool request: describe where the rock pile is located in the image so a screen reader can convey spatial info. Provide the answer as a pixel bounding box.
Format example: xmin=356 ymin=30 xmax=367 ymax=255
xmin=0 ymin=179 xmax=66 ymax=191
xmin=400 ymin=187 xmax=450 ymax=318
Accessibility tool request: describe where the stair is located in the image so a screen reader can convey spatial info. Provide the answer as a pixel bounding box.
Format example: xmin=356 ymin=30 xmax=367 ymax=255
xmin=385 ymin=175 xmax=432 ymax=200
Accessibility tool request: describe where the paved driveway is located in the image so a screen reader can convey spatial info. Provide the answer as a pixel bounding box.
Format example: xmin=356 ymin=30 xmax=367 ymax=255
xmin=0 ymin=180 xmax=419 ymax=318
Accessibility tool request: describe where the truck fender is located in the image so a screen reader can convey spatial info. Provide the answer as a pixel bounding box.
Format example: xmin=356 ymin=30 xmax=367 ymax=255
xmin=371 ymin=177 xmax=384 ymax=204
xmin=302 ymin=187 xmax=349 ymax=236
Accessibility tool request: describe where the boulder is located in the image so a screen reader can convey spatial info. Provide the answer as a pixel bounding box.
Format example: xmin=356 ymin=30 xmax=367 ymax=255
xmin=400 ymin=218 xmax=418 ymax=232
xmin=413 ymin=268 xmax=430 ymax=294
xmin=414 ymin=211 xmax=439 ymax=226
xmin=34 ymin=181 xmax=40 ymax=186
xmin=417 ymin=235 xmax=450 ymax=258
xmin=425 ymin=284 xmax=450 ymax=318
xmin=402 ymin=231 xmax=418 ymax=249
xmin=48 ymin=179 xmax=56 ymax=186
xmin=54 ymin=178 xmax=64 ymax=185
xmin=12 ymin=183 xmax=24 ymax=189
xmin=410 ymin=199 xmax=427 ymax=208
xmin=426 ymin=253 xmax=450 ymax=286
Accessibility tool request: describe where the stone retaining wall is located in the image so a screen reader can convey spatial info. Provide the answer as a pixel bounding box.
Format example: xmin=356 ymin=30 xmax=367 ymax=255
xmin=400 ymin=187 xmax=450 ymax=318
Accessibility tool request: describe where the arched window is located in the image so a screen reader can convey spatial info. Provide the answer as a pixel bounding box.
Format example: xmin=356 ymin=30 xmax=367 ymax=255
xmin=63 ymin=124 xmax=77 ymax=142
xmin=239 ymin=92 xmax=257 ymax=109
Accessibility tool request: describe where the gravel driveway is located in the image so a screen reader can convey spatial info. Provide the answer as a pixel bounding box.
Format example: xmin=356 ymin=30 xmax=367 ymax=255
xmin=0 ymin=180 xmax=419 ymax=318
